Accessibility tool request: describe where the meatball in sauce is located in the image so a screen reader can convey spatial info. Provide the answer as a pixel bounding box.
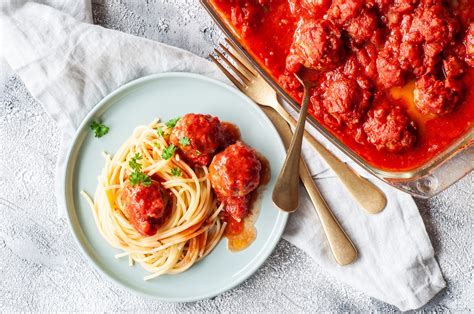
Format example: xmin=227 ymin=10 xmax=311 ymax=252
xmin=121 ymin=181 xmax=170 ymax=236
xmin=209 ymin=142 xmax=263 ymax=221
xmin=170 ymin=113 xmax=238 ymax=166
xmin=170 ymin=114 xmax=223 ymax=166
xmin=321 ymin=73 xmax=371 ymax=128
xmin=414 ymin=76 xmax=463 ymax=115
xmin=286 ymin=19 xmax=344 ymax=72
xmin=363 ymin=102 xmax=417 ymax=153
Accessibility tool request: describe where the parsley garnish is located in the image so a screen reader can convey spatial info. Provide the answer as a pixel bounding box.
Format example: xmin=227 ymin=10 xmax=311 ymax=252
xmin=90 ymin=120 xmax=109 ymax=138
xmin=179 ymin=137 xmax=191 ymax=146
xmin=165 ymin=117 xmax=181 ymax=128
xmin=129 ymin=153 xmax=142 ymax=171
xmin=128 ymin=153 xmax=152 ymax=186
xmin=129 ymin=171 xmax=152 ymax=187
xmin=170 ymin=167 xmax=182 ymax=177
xmin=157 ymin=127 xmax=164 ymax=137
xmin=195 ymin=150 xmax=201 ymax=156
xmin=161 ymin=144 xmax=177 ymax=160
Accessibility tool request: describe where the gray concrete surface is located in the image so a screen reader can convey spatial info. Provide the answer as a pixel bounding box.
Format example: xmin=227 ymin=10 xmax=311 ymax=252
xmin=0 ymin=0 xmax=472 ymax=311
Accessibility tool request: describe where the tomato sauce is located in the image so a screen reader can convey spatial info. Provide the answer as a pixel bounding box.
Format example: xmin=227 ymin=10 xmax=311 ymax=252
xmin=224 ymin=201 xmax=259 ymax=252
xmin=221 ymin=154 xmax=270 ymax=251
xmin=210 ymin=0 xmax=474 ymax=171
xmin=222 ymin=181 xmax=263 ymax=252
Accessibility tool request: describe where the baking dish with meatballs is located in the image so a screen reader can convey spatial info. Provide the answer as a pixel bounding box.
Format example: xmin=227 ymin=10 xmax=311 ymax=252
xmin=202 ymin=0 xmax=473 ymax=196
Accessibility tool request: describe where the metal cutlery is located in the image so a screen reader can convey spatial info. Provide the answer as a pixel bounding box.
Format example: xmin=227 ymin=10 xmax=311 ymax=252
xmin=210 ymin=46 xmax=358 ymax=265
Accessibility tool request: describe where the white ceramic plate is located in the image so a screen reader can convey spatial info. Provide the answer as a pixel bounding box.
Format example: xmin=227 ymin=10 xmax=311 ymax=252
xmin=63 ymin=72 xmax=288 ymax=302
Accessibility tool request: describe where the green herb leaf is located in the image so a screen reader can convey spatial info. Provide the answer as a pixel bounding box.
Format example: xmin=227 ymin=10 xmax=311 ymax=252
xmin=161 ymin=144 xmax=176 ymax=160
xmin=157 ymin=127 xmax=164 ymax=137
xmin=128 ymin=153 xmax=151 ymax=186
xmin=128 ymin=153 xmax=143 ymax=172
xmin=195 ymin=150 xmax=201 ymax=156
xmin=90 ymin=120 xmax=109 ymax=138
xmin=129 ymin=171 xmax=152 ymax=186
xmin=153 ymin=142 xmax=161 ymax=149
xmin=170 ymin=167 xmax=182 ymax=177
xmin=165 ymin=117 xmax=181 ymax=129
xmin=178 ymin=137 xmax=191 ymax=146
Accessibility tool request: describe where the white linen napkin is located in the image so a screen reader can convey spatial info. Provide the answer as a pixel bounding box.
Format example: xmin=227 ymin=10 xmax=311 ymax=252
xmin=0 ymin=1 xmax=446 ymax=310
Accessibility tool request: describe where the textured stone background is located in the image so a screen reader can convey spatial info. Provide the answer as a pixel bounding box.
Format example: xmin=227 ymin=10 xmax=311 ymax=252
xmin=0 ymin=0 xmax=472 ymax=311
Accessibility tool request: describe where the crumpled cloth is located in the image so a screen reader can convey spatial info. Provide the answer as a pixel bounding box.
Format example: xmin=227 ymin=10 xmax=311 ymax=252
xmin=0 ymin=0 xmax=445 ymax=310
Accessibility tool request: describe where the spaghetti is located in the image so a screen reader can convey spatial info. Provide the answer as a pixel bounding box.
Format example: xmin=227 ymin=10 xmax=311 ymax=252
xmin=81 ymin=119 xmax=227 ymax=280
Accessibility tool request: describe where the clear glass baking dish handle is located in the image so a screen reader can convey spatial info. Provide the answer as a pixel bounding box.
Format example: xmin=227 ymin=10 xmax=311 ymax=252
xmin=386 ymin=143 xmax=473 ymax=198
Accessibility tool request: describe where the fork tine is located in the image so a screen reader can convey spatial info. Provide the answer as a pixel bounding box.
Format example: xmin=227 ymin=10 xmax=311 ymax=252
xmin=209 ymin=54 xmax=245 ymax=91
xmin=213 ymin=48 xmax=251 ymax=85
xmin=219 ymin=44 xmax=256 ymax=80
xmin=224 ymin=38 xmax=258 ymax=77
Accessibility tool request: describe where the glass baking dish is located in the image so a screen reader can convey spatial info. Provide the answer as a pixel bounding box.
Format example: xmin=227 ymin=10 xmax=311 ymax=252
xmin=201 ymin=0 xmax=473 ymax=198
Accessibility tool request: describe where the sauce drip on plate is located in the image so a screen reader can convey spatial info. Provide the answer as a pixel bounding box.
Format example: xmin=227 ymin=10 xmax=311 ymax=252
xmin=223 ymin=155 xmax=270 ymax=252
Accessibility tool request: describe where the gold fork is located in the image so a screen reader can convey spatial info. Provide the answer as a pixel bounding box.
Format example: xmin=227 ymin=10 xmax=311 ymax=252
xmin=210 ymin=46 xmax=358 ymax=265
xmin=211 ymin=39 xmax=386 ymax=215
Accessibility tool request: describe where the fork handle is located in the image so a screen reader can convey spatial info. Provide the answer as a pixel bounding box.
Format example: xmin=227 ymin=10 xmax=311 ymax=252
xmin=263 ymin=107 xmax=357 ymax=265
xmin=272 ymin=78 xmax=311 ymax=212
xmin=271 ymin=99 xmax=387 ymax=214
xmin=299 ymin=159 xmax=357 ymax=265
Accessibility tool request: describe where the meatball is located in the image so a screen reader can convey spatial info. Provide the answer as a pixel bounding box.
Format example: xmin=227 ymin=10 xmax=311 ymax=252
xmin=121 ymin=181 xmax=170 ymax=236
xmin=414 ymin=75 xmax=462 ymax=115
xmin=310 ymin=94 xmax=338 ymax=128
xmin=399 ymin=4 xmax=459 ymax=75
xmin=327 ymin=0 xmax=364 ymax=25
xmin=210 ymin=142 xmax=261 ymax=197
xmin=398 ymin=41 xmax=423 ymax=73
xmin=376 ymin=48 xmax=406 ymax=88
xmin=382 ymin=4 xmax=460 ymax=77
xmin=408 ymin=4 xmax=459 ymax=46
xmin=380 ymin=0 xmax=417 ymax=26
xmin=344 ymin=9 xmax=378 ymax=45
xmin=170 ymin=114 xmax=224 ymax=166
xmin=209 ymin=142 xmax=262 ymax=220
xmin=287 ymin=19 xmax=344 ymax=72
xmin=363 ymin=103 xmax=417 ymax=152
xmin=322 ymin=74 xmax=371 ymax=128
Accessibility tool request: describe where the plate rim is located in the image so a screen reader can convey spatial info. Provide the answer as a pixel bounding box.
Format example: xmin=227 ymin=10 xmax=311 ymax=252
xmin=62 ymin=72 xmax=289 ymax=302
